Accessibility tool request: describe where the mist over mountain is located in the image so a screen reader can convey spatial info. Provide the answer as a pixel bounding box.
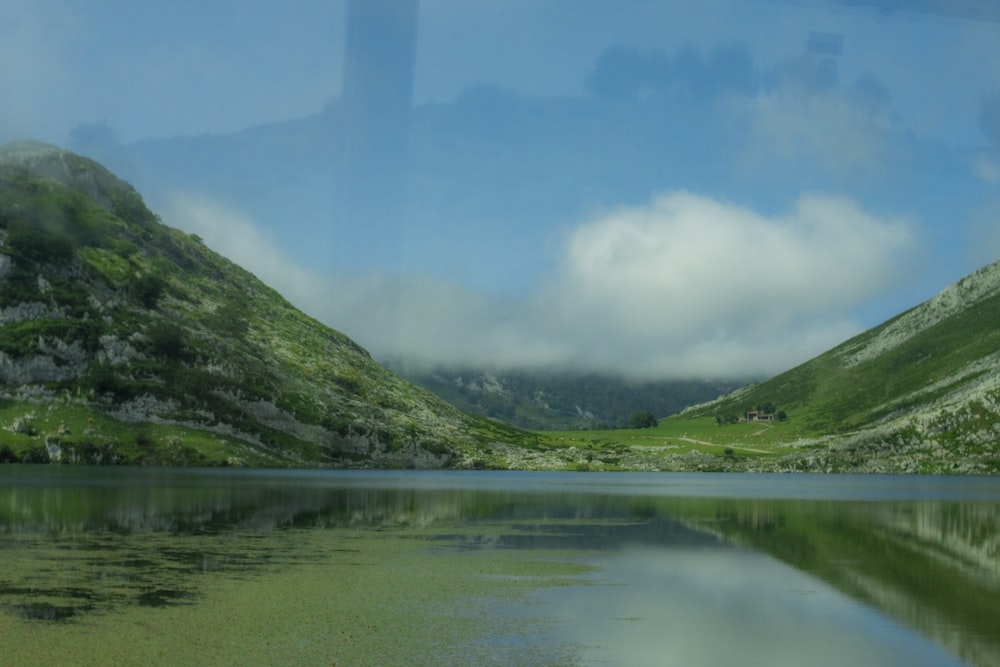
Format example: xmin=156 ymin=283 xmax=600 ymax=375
xmin=0 ymin=140 xmax=531 ymax=468
xmin=387 ymin=362 xmax=742 ymax=431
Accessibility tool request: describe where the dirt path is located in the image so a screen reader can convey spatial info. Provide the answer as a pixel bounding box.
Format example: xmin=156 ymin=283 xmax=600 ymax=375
xmin=676 ymin=436 xmax=772 ymax=455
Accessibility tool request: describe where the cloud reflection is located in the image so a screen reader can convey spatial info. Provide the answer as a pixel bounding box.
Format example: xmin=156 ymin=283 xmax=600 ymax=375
xmin=535 ymin=547 xmax=962 ymax=666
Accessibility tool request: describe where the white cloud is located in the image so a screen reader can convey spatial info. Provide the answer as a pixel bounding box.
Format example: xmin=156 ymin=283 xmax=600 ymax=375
xmin=161 ymin=192 xmax=317 ymax=299
xmin=164 ymin=190 xmax=916 ymax=381
xmin=531 ymin=191 xmax=914 ymax=378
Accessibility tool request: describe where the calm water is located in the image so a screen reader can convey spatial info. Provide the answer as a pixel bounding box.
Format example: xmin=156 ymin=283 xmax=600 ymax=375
xmin=1 ymin=468 xmax=998 ymax=666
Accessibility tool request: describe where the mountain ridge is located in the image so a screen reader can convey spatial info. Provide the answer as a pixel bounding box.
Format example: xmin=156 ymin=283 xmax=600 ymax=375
xmin=0 ymin=141 xmax=530 ymax=467
xmin=1 ymin=141 xmax=997 ymax=473
xmin=837 ymin=260 xmax=1000 ymax=368
xmin=674 ymin=257 xmax=1000 ymax=472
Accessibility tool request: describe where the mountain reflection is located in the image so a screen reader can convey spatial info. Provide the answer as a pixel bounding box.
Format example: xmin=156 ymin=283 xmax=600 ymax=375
xmin=688 ymin=498 xmax=1000 ymax=667
xmin=539 ymin=547 xmax=963 ymax=667
xmin=1 ymin=468 xmax=997 ymax=666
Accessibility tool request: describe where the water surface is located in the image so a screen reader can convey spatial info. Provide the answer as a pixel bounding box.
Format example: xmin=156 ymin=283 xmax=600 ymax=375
xmin=1 ymin=468 xmax=997 ymax=665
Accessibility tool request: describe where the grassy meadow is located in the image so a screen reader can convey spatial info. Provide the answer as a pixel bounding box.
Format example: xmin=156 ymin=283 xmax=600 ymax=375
xmin=0 ymin=399 xmax=275 ymax=466
xmin=536 ymin=415 xmax=808 ymax=464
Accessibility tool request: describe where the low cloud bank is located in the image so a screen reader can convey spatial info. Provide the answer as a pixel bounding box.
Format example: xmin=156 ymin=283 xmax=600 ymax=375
xmin=165 ymin=190 xmax=915 ymax=381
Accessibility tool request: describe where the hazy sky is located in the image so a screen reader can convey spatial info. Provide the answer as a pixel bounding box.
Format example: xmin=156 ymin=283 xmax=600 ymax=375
xmin=3 ymin=0 xmax=1000 ymax=379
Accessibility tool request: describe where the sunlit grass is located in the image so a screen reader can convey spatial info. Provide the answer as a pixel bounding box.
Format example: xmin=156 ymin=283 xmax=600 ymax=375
xmin=0 ymin=399 xmax=279 ymax=466
xmin=537 ymin=415 xmax=813 ymax=460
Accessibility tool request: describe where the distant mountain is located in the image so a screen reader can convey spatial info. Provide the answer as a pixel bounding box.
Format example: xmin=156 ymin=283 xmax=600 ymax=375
xmin=0 ymin=141 xmax=531 ymax=467
xmin=388 ymin=363 xmax=741 ymax=431
xmin=680 ymin=259 xmax=1000 ymax=472
xmin=4 ymin=141 xmax=995 ymax=473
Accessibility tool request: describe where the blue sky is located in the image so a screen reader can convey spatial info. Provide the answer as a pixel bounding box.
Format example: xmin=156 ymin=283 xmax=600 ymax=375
xmin=3 ymin=0 xmax=1000 ymax=379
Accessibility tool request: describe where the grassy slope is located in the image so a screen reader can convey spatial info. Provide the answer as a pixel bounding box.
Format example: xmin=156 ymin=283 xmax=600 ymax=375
xmin=661 ymin=304 xmax=984 ymax=431
xmin=538 ymin=262 xmax=1000 ymax=472
xmin=2 ymin=142 xmax=996 ymax=472
xmin=0 ymin=143 xmax=537 ymax=467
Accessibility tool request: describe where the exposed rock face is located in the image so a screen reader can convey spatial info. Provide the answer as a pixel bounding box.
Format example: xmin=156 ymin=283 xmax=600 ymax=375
xmin=840 ymin=261 xmax=1000 ymax=368
xmin=0 ymin=302 xmax=65 ymax=324
xmin=0 ymin=347 xmax=86 ymax=384
xmin=0 ymin=141 xmax=510 ymax=467
xmin=97 ymin=334 xmax=144 ymax=365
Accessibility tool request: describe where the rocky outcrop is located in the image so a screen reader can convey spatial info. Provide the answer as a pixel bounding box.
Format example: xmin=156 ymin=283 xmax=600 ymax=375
xmin=0 ymin=141 xmax=515 ymax=467
xmin=840 ymin=261 xmax=1000 ymax=368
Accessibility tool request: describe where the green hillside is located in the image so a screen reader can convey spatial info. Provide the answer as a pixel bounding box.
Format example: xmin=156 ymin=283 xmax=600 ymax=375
xmin=0 ymin=141 xmax=532 ymax=467
xmin=532 ymin=261 xmax=1000 ymax=473
xmin=683 ymin=262 xmax=1000 ymax=430
xmin=665 ymin=260 xmax=1000 ymax=472
xmin=2 ymin=140 xmax=996 ymax=473
xmin=691 ymin=275 xmax=1000 ymax=433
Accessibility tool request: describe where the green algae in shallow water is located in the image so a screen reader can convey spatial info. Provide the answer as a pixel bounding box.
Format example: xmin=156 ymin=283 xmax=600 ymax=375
xmin=0 ymin=526 xmax=595 ymax=666
xmin=2 ymin=468 xmax=997 ymax=666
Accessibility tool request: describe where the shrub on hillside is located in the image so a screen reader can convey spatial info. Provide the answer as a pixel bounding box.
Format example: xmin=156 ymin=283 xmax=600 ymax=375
xmin=5 ymin=218 xmax=74 ymax=264
xmin=629 ymin=411 xmax=658 ymax=429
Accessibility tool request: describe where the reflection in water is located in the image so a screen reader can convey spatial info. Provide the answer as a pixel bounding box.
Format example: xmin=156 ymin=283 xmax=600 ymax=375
xmin=534 ymin=548 xmax=961 ymax=667
xmin=698 ymin=498 xmax=1000 ymax=667
xmin=0 ymin=468 xmax=998 ymax=666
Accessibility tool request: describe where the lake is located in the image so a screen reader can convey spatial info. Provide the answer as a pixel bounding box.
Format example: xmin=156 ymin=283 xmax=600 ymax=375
xmin=1 ymin=468 xmax=998 ymax=666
